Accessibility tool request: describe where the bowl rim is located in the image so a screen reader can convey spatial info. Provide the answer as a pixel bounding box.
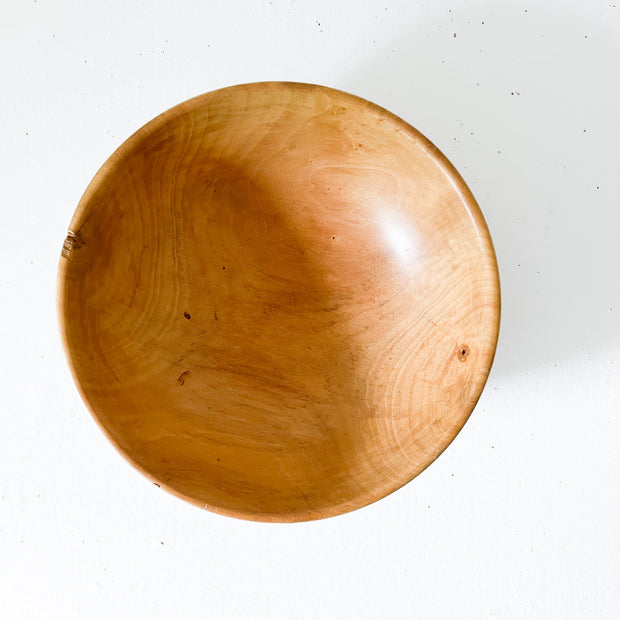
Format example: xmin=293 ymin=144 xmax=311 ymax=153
xmin=57 ymin=81 xmax=501 ymax=522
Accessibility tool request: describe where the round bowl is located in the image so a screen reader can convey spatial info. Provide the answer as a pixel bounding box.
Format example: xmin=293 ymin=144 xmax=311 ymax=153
xmin=58 ymin=82 xmax=500 ymax=522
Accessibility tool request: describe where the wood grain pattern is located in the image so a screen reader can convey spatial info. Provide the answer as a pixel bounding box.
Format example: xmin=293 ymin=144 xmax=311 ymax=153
xmin=58 ymin=82 xmax=500 ymax=522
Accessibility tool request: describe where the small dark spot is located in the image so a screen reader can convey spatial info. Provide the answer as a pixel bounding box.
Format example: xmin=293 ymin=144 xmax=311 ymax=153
xmin=457 ymin=344 xmax=470 ymax=362
xmin=184 ymin=312 xmax=191 ymax=320
xmin=177 ymin=370 xmax=191 ymax=385
xmin=153 ymin=482 xmax=160 ymax=488
xmin=453 ymin=32 xmax=457 ymax=37
xmin=332 ymin=236 xmax=335 ymax=240
xmin=214 ymin=310 xmax=218 ymax=321
xmin=160 ymin=541 xmax=164 ymax=545
xmin=222 ymin=266 xmax=226 ymax=270
xmin=216 ymin=458 xmax=221 ymax=462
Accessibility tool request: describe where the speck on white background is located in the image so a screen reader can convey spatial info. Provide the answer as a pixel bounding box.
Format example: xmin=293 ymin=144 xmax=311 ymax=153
xmin=1 ymin=1 xmax=619 ymax=618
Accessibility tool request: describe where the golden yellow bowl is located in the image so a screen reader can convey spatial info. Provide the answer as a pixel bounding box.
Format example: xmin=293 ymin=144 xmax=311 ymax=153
xmin=58 ymin=82 xmax=500 ymax=521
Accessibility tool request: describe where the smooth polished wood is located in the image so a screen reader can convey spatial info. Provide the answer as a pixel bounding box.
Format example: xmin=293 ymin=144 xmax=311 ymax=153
xmin=58 ymin=82 xmax=500 ymax=522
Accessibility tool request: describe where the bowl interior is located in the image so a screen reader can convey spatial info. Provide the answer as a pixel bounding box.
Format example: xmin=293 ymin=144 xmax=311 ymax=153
xmin=59 ymin=83 xmax=499 ymax=521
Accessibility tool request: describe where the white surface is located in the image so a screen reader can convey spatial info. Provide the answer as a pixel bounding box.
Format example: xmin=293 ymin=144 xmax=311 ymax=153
xmin=1 ymin=1 xmax=619 ymax=618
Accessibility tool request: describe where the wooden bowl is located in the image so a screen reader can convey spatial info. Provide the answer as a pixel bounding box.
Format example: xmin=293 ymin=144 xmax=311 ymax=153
xmin=58 ymin=82 xmax=500 ymax=522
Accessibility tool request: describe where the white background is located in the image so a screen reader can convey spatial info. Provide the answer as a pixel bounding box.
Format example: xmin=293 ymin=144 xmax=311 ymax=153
xmin=1 ymin=0 xmax=619 ymax=618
